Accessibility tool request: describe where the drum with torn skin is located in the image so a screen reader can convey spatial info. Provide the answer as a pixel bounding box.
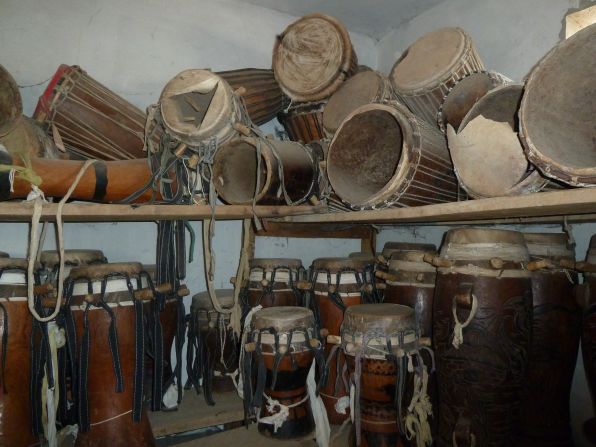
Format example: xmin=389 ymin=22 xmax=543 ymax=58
xmin=187 ymin=289 xmax=239 ymax=405
xmin=34 ymin=64 xmax=162 ymax=160
xmin=390 ymin=27 xmax=484 ymax=127
xmin=273 ymin=13 xmax=358 ymax=103
xmin=446 ymin=84 xmax=556 ymax=199
xmin=519 ymin=23 xmax=596 ymax=186
xmin=437 ymin=70 xmax=511 ymax=133
xmin=63 ymin=262 xmax=156 ymax=446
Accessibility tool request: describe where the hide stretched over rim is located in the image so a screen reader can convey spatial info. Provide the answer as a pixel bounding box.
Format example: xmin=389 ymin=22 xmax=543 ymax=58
xmin=519 ymin=23 xmax=596 ymax=186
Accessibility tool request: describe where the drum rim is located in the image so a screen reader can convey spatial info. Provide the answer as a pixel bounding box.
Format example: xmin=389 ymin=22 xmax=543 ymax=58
xmin=273 ymin=13 xmax=355 ymax=102
xmin=192 ymin=289 xmax=235 ymax=311
xmin=252 ymin=305 xmax=314 ymax=331
xmin=159 ymin=69 xmax=236 ymax=147
xmin=327 ymin=101 xmax=415 ymax=208
xmin=32 ymin=64 xmax=75 ymax=120
xmin=389 ymin=27 xmax=471 ymax=94
xmin=68 ymin=261 xmax=144 ymax=280
xmin=312 ymin=257 xmax=371 ymax=271
xmin=519 ymin=24 xmax=596 ymax=185
xmin=40 ymin=249 xmax=106 ymax=267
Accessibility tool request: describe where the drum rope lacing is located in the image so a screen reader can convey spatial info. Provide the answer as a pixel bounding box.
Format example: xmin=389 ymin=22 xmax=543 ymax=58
xmin=344 ymin=328 xmax=434 ymax=447
xmin=244 ymin=265 xmax=304 ymax=310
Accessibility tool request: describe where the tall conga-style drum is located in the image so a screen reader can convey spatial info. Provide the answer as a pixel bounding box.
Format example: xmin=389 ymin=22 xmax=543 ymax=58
xmin=438 ymin=70 xmax=511 ymax=133
xmin=431 ymin=228 xmax=532 ymax=447
xmin=446 ymin=84 xmax=554 ymax=199
xmin=519 ymin=24 xmax=596 ymax=186
xmin=342 ymin=303 xmax=434 ymax=447
xmin=212 ymin=137 xmax=318 ymax=205
xmin=389 ymin=27 xmax=484 ymax=127
xmin=34 ymin=64 xmax=162 ymax=160
xmin=580 ymin=235 xmax=596 ymax=442
xmin=322 ymin=71 xmax=396 ymax=138
xmin=273 ymin=14 xmax=358 ymax=103
xmin=327 ymin=101 xmax=460 ymax=210
xmin=381 ymin=243 xmax=437 ymax=338
xmin=311 ymin=257 xmax=376 ymax=424
xmin=516 ymin=233 xmax=580 ymax=446
xmin=187 ymin=289 xmax=239 ymax=405
xmin=243 ymin=306 xmax=324 ymax=439
xmin=159 ymin=69 xmax=246 ymax=149
xmin=63 ymin=262 xmax=155 ymax=446
xmin=243 ymin=259 xmax=305 ymax=311
xmin=277 ymin=101 xmax=326 ymax=144
xmin=0 ymin=258 xmax=40 ymax=446
xmin=217 ymin=68 xmax=288 ymax=125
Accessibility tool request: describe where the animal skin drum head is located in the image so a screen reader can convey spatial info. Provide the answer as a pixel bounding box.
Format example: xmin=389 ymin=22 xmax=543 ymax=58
xmin=273 ymin=14 xmax=352 ymax=101
xmin=520 ymin=23 xmax=596 ymax=185
xmin=522 ymin=232 xmax=574 ymax=260
xmin=192 ymin=289 xmax=235 ymax=311
xmin=252 ymin=306 xmax=314 ymax=332
xmin=323 ymin=71 xmax=387 ymax=135
xmin=343 ymin=303 xmax=416 ymax=336
xmin=390 ymin=27 xmax=468 ymax=92
xmin=249 ymin=258 xmax=303 ymax=270
xmin=160 ymin=69 xmax=234 ymax=146
xmin=40 ymin=250 xmax=106 ymax=268
xmin=447 ymin=84 xmax=531 ymax=198
xmin=0 ymin=65 xmax=22 ymax=136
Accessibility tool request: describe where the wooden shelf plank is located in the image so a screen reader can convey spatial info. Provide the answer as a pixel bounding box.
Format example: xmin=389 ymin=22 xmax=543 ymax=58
xmin=280 ymin=188 xmax=596 ymax=225
xmin=256 ymin=221 xmax=376 ymax=239
xmin=149 ymin=391 xmax=244 ymax=437
xmin=0 ymin=202 xmax=324 ymax=222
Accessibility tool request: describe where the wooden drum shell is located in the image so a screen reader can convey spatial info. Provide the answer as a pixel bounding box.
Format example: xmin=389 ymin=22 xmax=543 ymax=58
xmin=0 ymin=276 xmax=37 ymax=447
xmin=278 ymin=101 xmax=326 ymax=144
xmin=33 ymin=65 xmax=161 ymax=160
xmin=218 ymin=68 xmax=288 ymax=125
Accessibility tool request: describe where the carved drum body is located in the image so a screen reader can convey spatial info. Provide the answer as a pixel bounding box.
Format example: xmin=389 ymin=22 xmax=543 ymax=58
xmin=244 ymin=258 xmax=304 ymax=310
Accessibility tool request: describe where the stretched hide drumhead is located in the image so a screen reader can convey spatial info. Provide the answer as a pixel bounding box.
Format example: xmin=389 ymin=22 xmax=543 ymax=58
xmin=0 ymin=65 xmax=22 ymax=136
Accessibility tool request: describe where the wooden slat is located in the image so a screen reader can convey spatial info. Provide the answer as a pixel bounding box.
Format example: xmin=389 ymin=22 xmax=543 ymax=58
xmin=0 ymin=202 xmax=324 ymax=222
xmin=149 ymin=391 xmax=244 ymax=437
xmin=256 ymin=221 xmax=376 ymax=239
xmin=280 ymin=189 xmax=596 ymax=224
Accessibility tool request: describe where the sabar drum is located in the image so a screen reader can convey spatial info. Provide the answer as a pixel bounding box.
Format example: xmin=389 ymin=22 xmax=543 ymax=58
xmin=272 ymin=13 xmax=358 ymax=102
xmin=431 ymin=228 xmax=532 ymax=447
xmin=34 ymin=64 xmax=162 ymax=160
xmin=0 ymin=258 xmax=40 ymax=446
xmin=63 ymin=262 xmax=155 ymax=446
xmin=389 ymin=27 xmax=484 ymax=127
xmin=243 ymin=306 xmax=324 ymax=439
xmin=381 ymin=243 xmax=437 ymax=338
xmin=188 ymin=289 xmax=239 ymax=405
xmin=342 ymin=303 xmax=434 ymax=447
xmin=516 ymin=233 xmax=580 ymax=446
xmin=243 ymin=258 xmax=305 ymax=312
xmin=326 ymin=101 xmax=460 ymax=210
xmin=311 ymin=257 xmax=376 ymax=424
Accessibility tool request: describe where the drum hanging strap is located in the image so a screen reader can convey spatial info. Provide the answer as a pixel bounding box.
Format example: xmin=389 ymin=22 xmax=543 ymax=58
xmin=63 ymin=289 xmax=78 ymax=417
xmin=97 ymin=300 xmax=124 ymax=393
xmin=129 ymin=279 xmax=145 ymax=422
xmin=0 ymin=302 xmax=7 ymax=393
xmin=184 ymin=313 xmax=200 ymax=392
xmin=270 ymin=330 xmax=283 ymax=391
xmin=78 ymin=303 xmax=92 ymax=432
xmin=145 ymin=274 xmax=164 ymax=412
xmin=252 ymin=332 xmax=267 ymax=409
xmin=202 ymin=332 xmax=215 ymax=406
xmin=174 ymin=297 xmax=185 ymax=404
